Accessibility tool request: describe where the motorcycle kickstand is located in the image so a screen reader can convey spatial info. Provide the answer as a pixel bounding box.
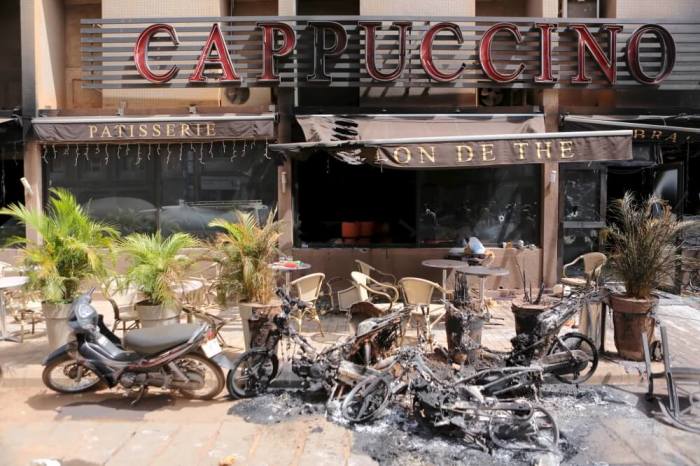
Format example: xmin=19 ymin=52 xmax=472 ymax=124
xmin=131 ymin=385 xmax=148 ymax=405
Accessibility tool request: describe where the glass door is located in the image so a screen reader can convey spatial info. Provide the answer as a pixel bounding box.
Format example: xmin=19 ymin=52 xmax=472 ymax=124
xmin=558 ymin=164 xmax=608 ymax=276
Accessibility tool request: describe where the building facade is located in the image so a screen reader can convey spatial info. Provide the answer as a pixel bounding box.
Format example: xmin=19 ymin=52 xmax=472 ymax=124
xmin=5 ymin=0 xmax=700 ymax=289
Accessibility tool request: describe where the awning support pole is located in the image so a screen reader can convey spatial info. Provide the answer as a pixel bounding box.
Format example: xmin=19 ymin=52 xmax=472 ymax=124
xmin=542 ymin=89 xmax=560 ymax=288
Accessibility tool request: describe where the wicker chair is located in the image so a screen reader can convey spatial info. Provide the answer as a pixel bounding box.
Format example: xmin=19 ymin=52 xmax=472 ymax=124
xmin=103 ymin=278 xmax=140 ymax=334
xmin=398 ymin=277 xmax=448 ymax=348
xmin=561 ymin=252 xmax=607 ymax=289
xmin=355 ymin=260 xmax=397 ymax=288
xmin=289 ymin=272 xmax=326 ymax=336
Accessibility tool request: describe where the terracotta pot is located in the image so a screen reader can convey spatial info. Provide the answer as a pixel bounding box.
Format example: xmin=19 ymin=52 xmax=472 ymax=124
xmin=511 ymin=297 xmax=557 ymax=335
xmin=359 ymin=221 xmax=375 ymax=237
xmin=135 ymin=302 xmax=181 ymax=328
xmin=43 ymin=302 xmax=74 ymax=352
xmin=239 ymin=301 xmax=281 ymax=350
xmin=610 ymin=293 xmax=657 ymax=361
xmin=341 ymin=222 xmax=359 ymax=238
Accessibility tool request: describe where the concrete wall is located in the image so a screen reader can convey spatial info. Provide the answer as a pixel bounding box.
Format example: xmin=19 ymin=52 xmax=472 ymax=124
xmin=292 ymin=247 xmax=542 ymax=290
xmin=35 ymin=0 xmax=65 ymax=110
xmin=604 ymin=0 xmax=700 ymax=19
xmin=65 ymin=0 xmax=101 ymax=109
xmin=100 ymin=0 xmax=228 ymax=109
xmin=359 ymin=0 xmax=477 ymax=107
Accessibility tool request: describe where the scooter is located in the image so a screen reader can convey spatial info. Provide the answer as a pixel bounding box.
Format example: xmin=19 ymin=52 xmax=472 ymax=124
xmin=42 ymin=289 xmax=234 ymax=401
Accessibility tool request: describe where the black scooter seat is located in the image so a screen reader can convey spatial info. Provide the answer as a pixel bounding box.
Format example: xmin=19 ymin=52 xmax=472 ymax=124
xmin=124 ymin=323 xmax=202 ymax=356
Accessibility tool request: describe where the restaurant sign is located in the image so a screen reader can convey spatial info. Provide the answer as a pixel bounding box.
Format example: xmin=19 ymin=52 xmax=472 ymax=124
xmin=370 ymin=132 xmax=631 ymax=169
xmin=81 ymin=16 xmax=699 ymax=90
xmin=32 ymin=115 xmax=275 ymax=143
xmin=272 ymin=130 xmax=633 ymax=169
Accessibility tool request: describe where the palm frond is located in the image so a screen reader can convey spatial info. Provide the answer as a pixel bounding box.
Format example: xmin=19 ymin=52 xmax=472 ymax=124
xmin=207 ymin=209 xmax=282 ymax=303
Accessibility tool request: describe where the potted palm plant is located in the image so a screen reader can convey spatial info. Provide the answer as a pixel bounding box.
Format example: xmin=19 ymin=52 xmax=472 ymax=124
xmin=603 ymin=192 xmax=697 ymax=360
xmin=0 ymin=188 xmax=118 ymax=350
xmin=119 ymin=231 xmax=199 ymax=327
xmin=208 ymin=209 xmax=282 ymax=350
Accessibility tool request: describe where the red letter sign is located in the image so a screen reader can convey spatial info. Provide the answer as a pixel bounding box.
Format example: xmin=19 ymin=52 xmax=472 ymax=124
xmin=134 ymin=24 xmax=180 ymax=83
xmin=257 ymin=22 xmax=296 ymax=83
xmin=306 ymin=21 xmax=348 ymax=83
xmin=479 ymin=23 xmax=526 ymax=83
xmin=534 ymin=23 xmax=556 ymax=84
xmin=359 ymin=21 xmax=411 ymax=82
xmin=627 ymin=24 xmax=676 ymax=85
xmin=420 ymin=22 xmax=465 ymax=82
xmin=189 ymin=23 xmax=240 ymax=83
xmin=570 ymin=24 xmax=623 ymax=84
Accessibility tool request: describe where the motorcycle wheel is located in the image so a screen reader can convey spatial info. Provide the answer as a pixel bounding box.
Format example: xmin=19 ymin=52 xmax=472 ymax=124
xmin=547 ymin=332 xmax=599 ymax=384
xmin=42 ymin=355 xmax=103 ymax=394
xmin=489 ymin=406 xmax=559 ymax=452
xmin=341 ymin=376 xmax=393 ymax=423
xmin=226 ymin=352 xmax=279 ymax=399
xmin=176 ymin=353 xmax=225 ymax=400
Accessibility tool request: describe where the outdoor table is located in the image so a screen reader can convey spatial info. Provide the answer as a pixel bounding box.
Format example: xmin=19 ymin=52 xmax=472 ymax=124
xmin=0 ymin=276 xmax=28 ymax=343
xmin=459 ymin=266 xmax=509 ymax=309
xmin=173 ymin=278 xmax=205 ymax=296
xmin=421 ymin=259 xmax=468 ymax=299
xmin=269 ymin=261 xmax=311 ymax=291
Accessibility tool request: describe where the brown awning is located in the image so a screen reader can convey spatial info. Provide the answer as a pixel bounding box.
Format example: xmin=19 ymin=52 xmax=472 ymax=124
xmin=32 ymin=113 xmax=276 ymax=143
xmin=272 ymin=114 xmax=632 ymax=168
xmin=562 ymin=115 xmax=700 ymax=145
xmin=296 ymin=114 xmax=546 ymax=143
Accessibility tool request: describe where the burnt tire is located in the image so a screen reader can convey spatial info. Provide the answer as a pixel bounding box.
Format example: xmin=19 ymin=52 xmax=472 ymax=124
xmin=176 ymin=353 xmax=225 ymax=400
xmin=548 ymin=332 xmax=599 ymax=384
xmin=341 ymin=376 xmax=392 ymax=423
xmin=226 ymin=351 xmax=279 ymax=399
xmin=42 ymin=355 xmax=103 ymax=394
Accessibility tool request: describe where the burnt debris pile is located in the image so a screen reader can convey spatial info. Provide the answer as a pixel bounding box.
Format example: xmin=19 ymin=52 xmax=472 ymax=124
xmin=228 ymin=289 xmax=605 ymax=460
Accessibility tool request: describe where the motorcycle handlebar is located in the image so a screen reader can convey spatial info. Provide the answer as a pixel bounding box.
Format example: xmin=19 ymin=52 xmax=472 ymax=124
xmin=275 ymin=287 xmax=309 ymax=314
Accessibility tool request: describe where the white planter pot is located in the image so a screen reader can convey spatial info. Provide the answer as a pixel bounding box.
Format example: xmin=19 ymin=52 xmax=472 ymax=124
xmin=42 ymin=302 xmax=74 ymax=352
xmin=239 ymin=301 xmax=279 ymax=350
xmin=135 ymin=302 xmax=181 ymax=328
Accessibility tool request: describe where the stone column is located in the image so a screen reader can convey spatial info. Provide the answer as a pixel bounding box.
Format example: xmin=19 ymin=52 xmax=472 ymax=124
xmin=277 ymin=0 xmax=295 ymax=252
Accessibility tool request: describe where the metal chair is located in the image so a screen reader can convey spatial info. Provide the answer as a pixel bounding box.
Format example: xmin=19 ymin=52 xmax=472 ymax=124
xmin=103 ymin=278 xmax=140 ymax=334
xmin=355 ymin=260 xmax=397 ymax=287
xmin=561 ymin=252 xmax=607 ymax=289
xmin=642 ymin=326 xmax=700 ymax=433
xmin=289 ymin=272 xmax=326 ymax=336
xmin=398 ymin=277 xmax=448 ymax=348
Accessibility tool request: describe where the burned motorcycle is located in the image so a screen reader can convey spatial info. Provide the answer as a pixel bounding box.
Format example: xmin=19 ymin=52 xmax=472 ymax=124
xmin=42 ymin=290 xmax=229 ymax=401
xmin=227 ymin=288 xmax=408 ymax=399
xmin=341 ymin=347 xmax=559 ymax=452
xmin=480 ymin=290 xmax=600 ymax=384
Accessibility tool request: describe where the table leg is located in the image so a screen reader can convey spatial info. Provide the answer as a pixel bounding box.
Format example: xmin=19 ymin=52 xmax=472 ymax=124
xmin=285 ymin=271 xmax=291 ymax=291
xmin=479 ymin=277 xmax=486 ymax=309
xmin=442 ymin=269 xmax=447 ymax=299
xmin=0 ymin=291 xmax=19 ymax=343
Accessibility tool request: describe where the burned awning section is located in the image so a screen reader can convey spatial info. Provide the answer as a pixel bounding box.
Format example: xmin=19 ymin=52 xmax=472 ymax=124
xmin=271 ymin=114 xmax=632 ymax=169
xmin=32 ymin=113 xmax=276 ymax=143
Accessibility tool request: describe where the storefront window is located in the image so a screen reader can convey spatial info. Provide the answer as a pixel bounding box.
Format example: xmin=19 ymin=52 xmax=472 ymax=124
xmin=417 ymin=166 xmax=541 ymax=246
xmin=295 ymin=154 xmax=541 ymax=247
xmin=45 ymin=143 xmax=276 ymax=237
